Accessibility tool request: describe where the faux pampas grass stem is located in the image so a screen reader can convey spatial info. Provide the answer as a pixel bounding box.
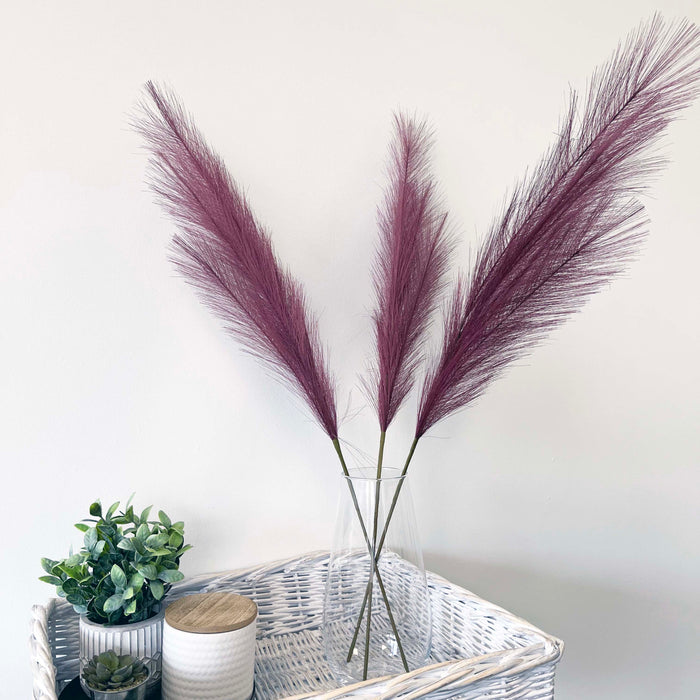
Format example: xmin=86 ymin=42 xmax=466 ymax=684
xmin=333 ymin=440 xmax=407 ymax=676
xmin=346 ymin=435 xmax=419 ymax=663
xmin=362 ymin=431 xmax=386 ymax=678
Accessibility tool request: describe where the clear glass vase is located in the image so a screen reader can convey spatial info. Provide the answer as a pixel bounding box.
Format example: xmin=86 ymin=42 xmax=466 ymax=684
xmin=323 ymin=468 xmax=431 ymax=683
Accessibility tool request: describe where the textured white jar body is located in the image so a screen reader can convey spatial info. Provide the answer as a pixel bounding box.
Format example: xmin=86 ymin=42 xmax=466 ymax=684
xmin=162 ymin=617 xmax=256 ymax=700
xmin=79 ymin=610 xmax=164 ymax=697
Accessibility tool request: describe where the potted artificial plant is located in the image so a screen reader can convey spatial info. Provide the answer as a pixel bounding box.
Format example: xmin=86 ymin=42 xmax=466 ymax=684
xmin=82 ymin=651 xmax=149 ymax=700
xmin=40 ymin=498 xmax=191 ymax=697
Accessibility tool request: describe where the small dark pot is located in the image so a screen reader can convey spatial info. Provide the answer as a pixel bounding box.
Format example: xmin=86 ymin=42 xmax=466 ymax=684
xmin=85 ymin=674 xmax=149 ymax=700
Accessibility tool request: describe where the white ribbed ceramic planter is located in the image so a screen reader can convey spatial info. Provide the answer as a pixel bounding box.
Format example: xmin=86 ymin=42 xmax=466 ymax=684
xmin=162 ymin=593 xmax=257 ymax=700
xmin=79 ymin=610 xmax=164 ymax=698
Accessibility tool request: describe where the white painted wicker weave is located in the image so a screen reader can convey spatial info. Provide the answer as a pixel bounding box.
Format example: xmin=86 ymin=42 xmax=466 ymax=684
xmin=30 ymin=552 xmax=563 ymax=699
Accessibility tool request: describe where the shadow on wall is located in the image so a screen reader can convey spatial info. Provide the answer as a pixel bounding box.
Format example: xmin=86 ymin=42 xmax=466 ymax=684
xmin=424 ymin=552 xmax=699 ymax=700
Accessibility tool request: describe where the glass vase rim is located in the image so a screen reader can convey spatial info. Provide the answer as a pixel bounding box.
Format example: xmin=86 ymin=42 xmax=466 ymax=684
xmin=343 ymin=466 xmax=406 ymax=482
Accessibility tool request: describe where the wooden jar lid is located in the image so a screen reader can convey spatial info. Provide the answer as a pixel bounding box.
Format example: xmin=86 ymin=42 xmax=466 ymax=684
xmin=165 ymin=592 xmax=257 ymax=634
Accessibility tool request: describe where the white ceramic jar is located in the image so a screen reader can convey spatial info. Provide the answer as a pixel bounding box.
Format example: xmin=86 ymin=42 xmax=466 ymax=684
xmin=162 ymin=592 xmax=257 ymax=700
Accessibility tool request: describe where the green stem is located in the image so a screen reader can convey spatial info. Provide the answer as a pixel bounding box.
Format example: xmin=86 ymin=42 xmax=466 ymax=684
xmin=362 ymin=431 xmax=385 ymax=679
xmin=345 ymin=435 xmax=420 ymax=663
xmin=331 ymin=438 xmax=408 ymax=674
xmin=376 ymin=436 xmax=418 ymax=557
xmin=374 ymin=432 xmax=386 ymax=538
xmin=362 ymin=566 xmax=374 ymax=679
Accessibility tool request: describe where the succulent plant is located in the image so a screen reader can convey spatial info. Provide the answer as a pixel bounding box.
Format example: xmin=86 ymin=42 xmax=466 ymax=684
xmin=82 ymin=651 xmax=148 ymax=692
xmin=40 ymin=497 xmax=192 ymax=624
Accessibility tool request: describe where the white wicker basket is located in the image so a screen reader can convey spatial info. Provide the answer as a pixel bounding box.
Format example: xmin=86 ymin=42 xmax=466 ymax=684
xmin=30 ymin=552 xmax=563 ymax=699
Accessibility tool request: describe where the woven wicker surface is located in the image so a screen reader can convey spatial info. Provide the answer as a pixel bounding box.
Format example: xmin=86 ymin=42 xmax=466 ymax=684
xmin=30 ymin=552 xmax=563 ymax=699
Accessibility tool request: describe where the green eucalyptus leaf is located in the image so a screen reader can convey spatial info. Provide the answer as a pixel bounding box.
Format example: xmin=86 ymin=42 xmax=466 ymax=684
xmin=150 ymin=580 xmax=164 ymax=600
xmin=135 ymin=524 xmax=150 ymax=542
xmin=103 ymin=594 xmax=124 ymax=613
xmin=158 ymin=511 xmax=172 ymax=528
xmin=117 ymin=539 xmax=135 ymax=551
xmin=148 ymin=548 xmax=172 ymax=556
xmin=168 ymin=532 xmax=183 ymax=548
xmin=84 ymin=528 xmax=98 ymax=552
xmin=73 ymin=604 xmax=88 ymax=615
xmin=40 ymin=558 xmax=58 ymax=574
xmin=147 ymin=532 xmax=170 ymax=548
xmin=61 ymin=579 xmax=80 ymax=597
xmin=106 ymin=501 xmax=120 ymax=519
xmin=62 ymin=578 xmax=79 ymax=594
xmin=131 ymin=537 xmax=148 ymax=556
xmin=122 ymin=586 xmax=135 ymax=600
xmin=129 ymin=573 xmax=144 ymax=592
xmin=176 ymin=545 xmax=193 ymax=557
xmin=89 ymin=501 xmax=102 ymax=518
xmin=110 ymin=565 xmax=128 ymax=589
xmin=93 ymin=541 xmax=106 ymax=557
xmin=139 ymin=506 xmax=152 ymax=524
xmin=107 ymin=609 xmax=122 ymax=625
xmin=74 ymin=523 xmax=89 ymax=532
xmin=138 ymin=564 xmax=158 ymax=580
xmin=124 ymin=599 xmax=137 ymax=615
xmin=66 ymin=592 xmax=86 ymax=606
xmin=59 ymin=566 xmax=81 ymax=581
xmin=39 ymin=575 xmax=63 ymax=586
xmin=65 ymin=553 xmax=83 ymax=567
xmin=171 ymin=521 xmax=185 ymax=533
xmin=157 ymin=569 xmax=184 ymax=583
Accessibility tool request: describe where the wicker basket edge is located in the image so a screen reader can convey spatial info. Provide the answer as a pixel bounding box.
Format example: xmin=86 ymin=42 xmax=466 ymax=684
xmin=29 ymin=551 xmax=564 ymax=700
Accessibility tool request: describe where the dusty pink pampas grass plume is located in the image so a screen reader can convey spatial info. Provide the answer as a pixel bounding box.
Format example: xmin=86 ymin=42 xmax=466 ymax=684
xmin=417 ymin=15 xmax=700 ymax=440
xmin=135 ymin=82 xmax=340 ymax=443
xmin=368 ymin=114 xmax=453 ymax=438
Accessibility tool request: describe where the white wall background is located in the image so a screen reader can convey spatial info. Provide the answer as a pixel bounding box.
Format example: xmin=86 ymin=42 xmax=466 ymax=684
xmin=2 ymin=2 xmax=698 ymax=698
